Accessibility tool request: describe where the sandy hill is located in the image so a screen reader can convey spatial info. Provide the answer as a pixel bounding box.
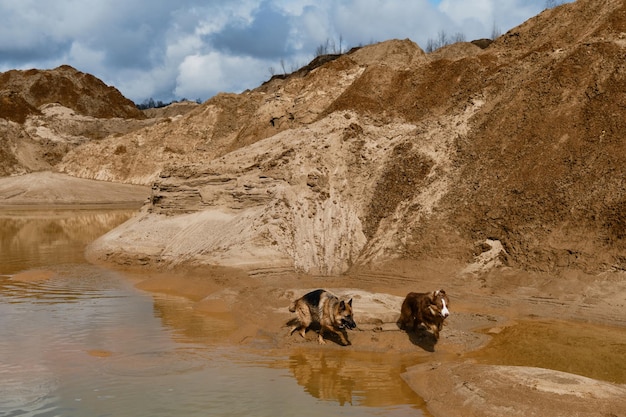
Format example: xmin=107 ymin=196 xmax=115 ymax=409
xmin=0 ymin=65 xmax=144 ymax=122
xmin=0 ymin=65 xmax=178 ymax=175
xmin=2 ymin=0 xmax=626 ymax=279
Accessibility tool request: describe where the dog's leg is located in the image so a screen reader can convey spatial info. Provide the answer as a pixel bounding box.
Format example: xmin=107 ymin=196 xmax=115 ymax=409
xmin=289 ymin=321 xmax=308 ymax=338
xmin=397 ymin=315 xmax=409 ymax=330
xmin=406 ymin=315 xmax=415 ymax=331
xmin=289 ymin=323 xmax=302 ymax=336
xmin=337 ymin=329 xmax=349 ymax=346
xmin=293 ymin=303 xmax=312 ymax=339
xmin=317 ymin=328 xmax=327 ymax=344
xmin=428 ymin=322 xmax=440 ymax=339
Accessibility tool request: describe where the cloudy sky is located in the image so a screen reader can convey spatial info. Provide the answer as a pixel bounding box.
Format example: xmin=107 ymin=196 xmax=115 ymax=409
xmin=0 ymin=0 xmax=570 ymax=104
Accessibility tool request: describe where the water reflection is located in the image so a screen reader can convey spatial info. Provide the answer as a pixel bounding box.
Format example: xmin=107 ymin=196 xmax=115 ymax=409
xmin=0 ymin=209 xmax=134 ymax=274
xmin=151 ymin=293 xmax=239 ymax=344
xmin=290 ymin=351 xmax=356 ymax=405
xmin=288 ymin=349 xmax=427 ymax=409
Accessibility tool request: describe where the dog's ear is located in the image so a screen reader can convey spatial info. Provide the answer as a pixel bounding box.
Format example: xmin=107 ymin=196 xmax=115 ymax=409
xmin=348 ymin=298 xmax=353 ymax=307
xmin=439 ymin=289 xmax=446 ymax=296
xmin=339 ymin=300 xmax=346 ymax=310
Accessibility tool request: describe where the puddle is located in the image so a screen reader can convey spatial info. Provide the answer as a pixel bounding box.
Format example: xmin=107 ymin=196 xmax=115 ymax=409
xmin=468 ymin=319 xmax=626 ymax=384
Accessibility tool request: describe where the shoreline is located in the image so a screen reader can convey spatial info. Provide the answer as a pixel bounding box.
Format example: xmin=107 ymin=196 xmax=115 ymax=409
xmin=0 ymin=171 xmax=150 ymax=208
xmin=0 ymin=202 xmax=145 ymax=211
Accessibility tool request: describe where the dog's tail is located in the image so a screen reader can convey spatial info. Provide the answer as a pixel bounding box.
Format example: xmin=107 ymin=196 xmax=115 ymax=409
xmin=288 ymin=300 xmax=297 ymax=312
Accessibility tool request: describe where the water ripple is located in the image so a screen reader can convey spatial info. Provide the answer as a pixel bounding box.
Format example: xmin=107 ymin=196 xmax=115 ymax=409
xmin=0 ymin=363 xmax=58 ymax=417
xmin=0 ymin=268 xmax=128 ymax=305
xmin=101 ymin=349 xmax=208 ymax=378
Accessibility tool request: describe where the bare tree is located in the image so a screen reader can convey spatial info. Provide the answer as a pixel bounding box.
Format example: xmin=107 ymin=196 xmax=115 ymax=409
xmin=491 ymin=21 xmax=502 ymax=40
xmin=315 ymin=39 xmax=330 ymax=56
xmin=452 ymin=32 xmax=466 ymax=43
xmin=315 ymin=36 xmax=350 ymax=56
xmin=425 ymin=38 xmax=437 ymax=53
xmin=329 ymin=38 xmax=337 ymax=54
xmin=437 ymin=30 xmax=448 ymax=48
xmin=424 ymin=29 xmax=467 ymax=53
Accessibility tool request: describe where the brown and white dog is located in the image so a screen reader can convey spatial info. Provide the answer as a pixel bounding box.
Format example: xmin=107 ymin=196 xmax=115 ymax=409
xmin=288 ymin=289 xmax=356 ymax=345
xmin=397 ymin=289 xmax=450 ymax=339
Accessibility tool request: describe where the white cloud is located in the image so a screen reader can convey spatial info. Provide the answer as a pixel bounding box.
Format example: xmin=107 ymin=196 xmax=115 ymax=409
xmin=112 ymin=67 xmax=175 ymax=104
xmin=438 ymin=0 xmax=558 ymax=39
xmin=334 ymin=0 xmax=444 ymax=47
xmin=176 ymin=54 xmax=220 ymax=99
xmin=67 ymin=42 xmax=106 ymax=74
xmin=439 ymin=0 xmax=493 ymax=26
xmin=175 ymin=52 xmax=266 ymax=99
xmin=290 ymin=4 xmax=334 ymax=51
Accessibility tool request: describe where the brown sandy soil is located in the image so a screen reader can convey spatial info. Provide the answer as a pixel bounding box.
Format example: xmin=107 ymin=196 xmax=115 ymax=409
xmin=403 ymin=362 xmax=626 ymax=417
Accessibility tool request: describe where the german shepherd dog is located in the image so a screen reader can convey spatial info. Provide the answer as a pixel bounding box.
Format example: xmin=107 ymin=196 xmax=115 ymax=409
xmin=397 ymin=289 xmax=450 ymax=339
xmin=289 ymin=289 xmax=356 ymax=345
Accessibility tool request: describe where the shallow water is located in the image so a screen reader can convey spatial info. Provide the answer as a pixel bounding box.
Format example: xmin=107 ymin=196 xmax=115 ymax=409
xmin=0 ymin=210 xmax=426 ymax=417
xmin=469 ymin=320 xmax=626 ymax=384
xmin=0 ymin=209 xmax=133 ymax=274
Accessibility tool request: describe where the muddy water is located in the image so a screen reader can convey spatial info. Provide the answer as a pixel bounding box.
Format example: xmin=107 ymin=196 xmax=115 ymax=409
xmin=469 ymin=320 xmax=626 ymax=384
xmin=0 ymin=209 xmax=426 ymax=417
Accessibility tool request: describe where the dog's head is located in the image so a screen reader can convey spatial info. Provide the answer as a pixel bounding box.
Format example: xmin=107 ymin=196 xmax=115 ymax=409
xmin=336 ymin=298 xmax=356 ymax=330
xmin=429 ymin=289 xmax=450 ymax=319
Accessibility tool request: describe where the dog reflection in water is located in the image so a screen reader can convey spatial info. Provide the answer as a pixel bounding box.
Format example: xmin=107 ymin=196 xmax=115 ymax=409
xmin=289 ymin=352 xmax=354 ymax=405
